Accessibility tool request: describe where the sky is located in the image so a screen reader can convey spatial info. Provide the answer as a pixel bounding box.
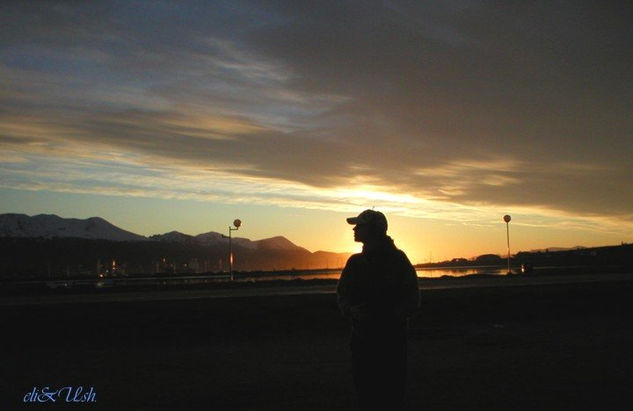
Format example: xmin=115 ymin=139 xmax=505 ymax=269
xmin=1 ymin=1 xmax=632 ymax=263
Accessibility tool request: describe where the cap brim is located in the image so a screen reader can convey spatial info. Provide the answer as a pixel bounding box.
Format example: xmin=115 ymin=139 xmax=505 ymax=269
xmin=346 ymin=217 xmax=361 ymax=225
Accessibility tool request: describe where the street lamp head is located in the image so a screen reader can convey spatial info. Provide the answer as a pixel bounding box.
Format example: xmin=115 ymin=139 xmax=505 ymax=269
xmin=233 ymin=219 xmax=242 ymax=228
xmin=503 ymin=214 xmax=511 ymax=223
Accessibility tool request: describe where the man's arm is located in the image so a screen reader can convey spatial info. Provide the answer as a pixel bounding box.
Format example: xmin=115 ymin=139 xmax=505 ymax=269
xmin=336 ymin=258 xmax=354 ymax=318
xmin=402 ymin=262 xmax=420 ymax=317
xmin=396 ymin=251 xmax=420 ymax=320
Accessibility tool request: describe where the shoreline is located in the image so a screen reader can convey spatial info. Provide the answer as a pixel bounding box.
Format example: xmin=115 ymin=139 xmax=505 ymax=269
xmin=1 ymin=271 xmax=631 ymax=306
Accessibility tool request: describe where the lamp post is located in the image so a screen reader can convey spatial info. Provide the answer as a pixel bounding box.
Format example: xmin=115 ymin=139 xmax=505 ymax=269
xmin=228 ymin=219 xmax=241 ymax=281
xmin=503 ymin=214 xmax=512 ymax=275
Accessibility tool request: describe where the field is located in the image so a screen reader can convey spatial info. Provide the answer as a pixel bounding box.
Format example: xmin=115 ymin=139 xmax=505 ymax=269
xmin=2 ymin=274 xmax=633 ymax=410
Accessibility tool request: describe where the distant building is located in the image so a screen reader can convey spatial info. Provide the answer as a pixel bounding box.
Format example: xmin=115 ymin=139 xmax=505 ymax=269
xmin=188 ymin=258 xmax=201 ymax=273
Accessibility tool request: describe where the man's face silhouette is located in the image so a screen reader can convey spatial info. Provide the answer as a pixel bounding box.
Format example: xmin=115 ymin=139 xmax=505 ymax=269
xmin=353 ymin=224 xmax=373 ymax=243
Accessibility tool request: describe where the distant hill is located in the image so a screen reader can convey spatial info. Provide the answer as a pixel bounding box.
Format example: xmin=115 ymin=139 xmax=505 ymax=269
xmin=150 ymin=231 xmax=307 ymax=252
xmin=0 ymin=213 xmax=350 ymax=277
xmin=0 ymin=213 xmax=147 ymax=242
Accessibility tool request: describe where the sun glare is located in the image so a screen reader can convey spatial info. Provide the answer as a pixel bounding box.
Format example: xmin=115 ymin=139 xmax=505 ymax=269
xmin=334 ymin=187 xmax=420 ymax=207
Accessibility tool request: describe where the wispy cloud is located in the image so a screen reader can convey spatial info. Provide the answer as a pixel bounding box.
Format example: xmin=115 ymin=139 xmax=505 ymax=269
xmin=1 ymin=0 xmax=632 ymax=238
xmin=2 ymin=146 xmax=631 ymax=237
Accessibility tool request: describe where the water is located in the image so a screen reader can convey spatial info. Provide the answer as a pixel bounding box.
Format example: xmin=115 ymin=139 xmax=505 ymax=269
xmin=415 ymin=266 xmax=508 ymax=278
xmin=236 ymin=266 xmax=507 ymax=281
xmin=12 ymin=266 xmax=508 ymax=290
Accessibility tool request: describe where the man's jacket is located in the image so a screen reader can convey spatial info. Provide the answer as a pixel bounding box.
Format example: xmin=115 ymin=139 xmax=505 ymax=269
xmin=336 ymin=236 xmax=420 ymax=343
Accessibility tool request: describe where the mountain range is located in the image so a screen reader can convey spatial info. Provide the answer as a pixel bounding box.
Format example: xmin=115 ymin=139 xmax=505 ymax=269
xmin=0 ymin=213 xmax=147 ymax=241
xmin=1 ymin=213 xmax=309 ymax=250
xmin=0 ymin=213 xmax=350 ymax=276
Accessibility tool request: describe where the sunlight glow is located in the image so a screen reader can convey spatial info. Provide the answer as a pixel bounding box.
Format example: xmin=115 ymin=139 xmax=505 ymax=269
xmin=334 ymin=187 xmax=420 ymax=206
xmin=3 ymin=146 xmax=632 ymax=243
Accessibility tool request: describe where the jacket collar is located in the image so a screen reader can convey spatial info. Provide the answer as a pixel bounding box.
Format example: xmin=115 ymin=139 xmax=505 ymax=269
xmin=362 ymin=235 xmax=395 ymax=256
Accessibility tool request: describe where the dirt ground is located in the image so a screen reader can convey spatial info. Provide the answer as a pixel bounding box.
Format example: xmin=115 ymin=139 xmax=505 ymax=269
xmin=2 ymin=277 xmax=633 ymax=410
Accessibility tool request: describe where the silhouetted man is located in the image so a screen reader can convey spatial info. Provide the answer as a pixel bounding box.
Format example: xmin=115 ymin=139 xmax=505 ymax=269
xmin=337 ymin=209 xmax=420 ymax=411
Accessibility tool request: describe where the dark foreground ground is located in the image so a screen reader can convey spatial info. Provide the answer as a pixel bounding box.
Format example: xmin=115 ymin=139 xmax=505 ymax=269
xmin=2 ymin=277 xmax=633 ymax=410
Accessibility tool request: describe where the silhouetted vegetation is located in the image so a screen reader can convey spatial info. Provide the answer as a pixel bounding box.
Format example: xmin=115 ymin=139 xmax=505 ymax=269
xmin=515 ymin=244 xmax=633 ymax=270
xmin=416 ymin=244 xmax=633 ymax=274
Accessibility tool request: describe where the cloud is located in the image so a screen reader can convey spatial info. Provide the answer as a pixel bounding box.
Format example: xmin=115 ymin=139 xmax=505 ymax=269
xmin=1 ymin=0 xmax=632 ymax=231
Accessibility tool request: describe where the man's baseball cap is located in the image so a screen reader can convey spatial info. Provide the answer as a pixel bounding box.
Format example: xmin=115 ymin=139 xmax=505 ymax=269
xmin=346 ymin=209 xmax=388 ymax=231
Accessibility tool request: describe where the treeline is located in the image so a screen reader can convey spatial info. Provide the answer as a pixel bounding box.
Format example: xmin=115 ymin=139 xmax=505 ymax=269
xmin=416 ymin=254 xmax=505 ymax=268
xmin=515 ymin=244 xmax=633 ymax=268
xmin=416 ymin=244 xmax=633 ymax=271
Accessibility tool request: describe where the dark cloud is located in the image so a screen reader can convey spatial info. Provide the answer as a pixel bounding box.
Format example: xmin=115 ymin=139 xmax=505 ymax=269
xmin=1 ymin=0 xmax=632 ymax=220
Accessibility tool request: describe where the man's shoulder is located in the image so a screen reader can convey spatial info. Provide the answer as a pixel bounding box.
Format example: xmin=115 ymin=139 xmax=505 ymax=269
xmin=394 ymin=248 xmax=410 ymax=259
xmin=345 ymin=253 xmax=365 ymax=265
xmin=391 ymin=247 xmax=414 ymax=268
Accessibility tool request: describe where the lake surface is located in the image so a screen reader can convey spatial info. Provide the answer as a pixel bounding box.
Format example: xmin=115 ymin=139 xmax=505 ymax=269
xmin=235 ymin=266 xmax=508 ymax=281
xmin=8 ymin=266 xmax=509 ymax=291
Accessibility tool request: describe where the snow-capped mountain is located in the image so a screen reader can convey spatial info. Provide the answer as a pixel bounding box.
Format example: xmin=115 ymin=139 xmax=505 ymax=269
xmin=256 ymin=236 xmax=309 ymax=252
xmin=0 ymin=213 xmax=309 ymax=253
xmin=0 ymin=213 xmax=351 ymax=274
xmin=192 ymin=232 xmax=257 ymax=249
xmin=151 ymin=231 xmax=297 ymax=251
xmin=149 ymin=231 xmax=194 ymax=243
xmin=0 ymin=213 xmax=147 ymax=242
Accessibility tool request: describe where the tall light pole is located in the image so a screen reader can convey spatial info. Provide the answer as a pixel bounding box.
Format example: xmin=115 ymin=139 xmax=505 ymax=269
xmin=228 ymin=219 xmax=241 ymax=281
xmin=503 ymin=214 xmax=512 ymax=275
